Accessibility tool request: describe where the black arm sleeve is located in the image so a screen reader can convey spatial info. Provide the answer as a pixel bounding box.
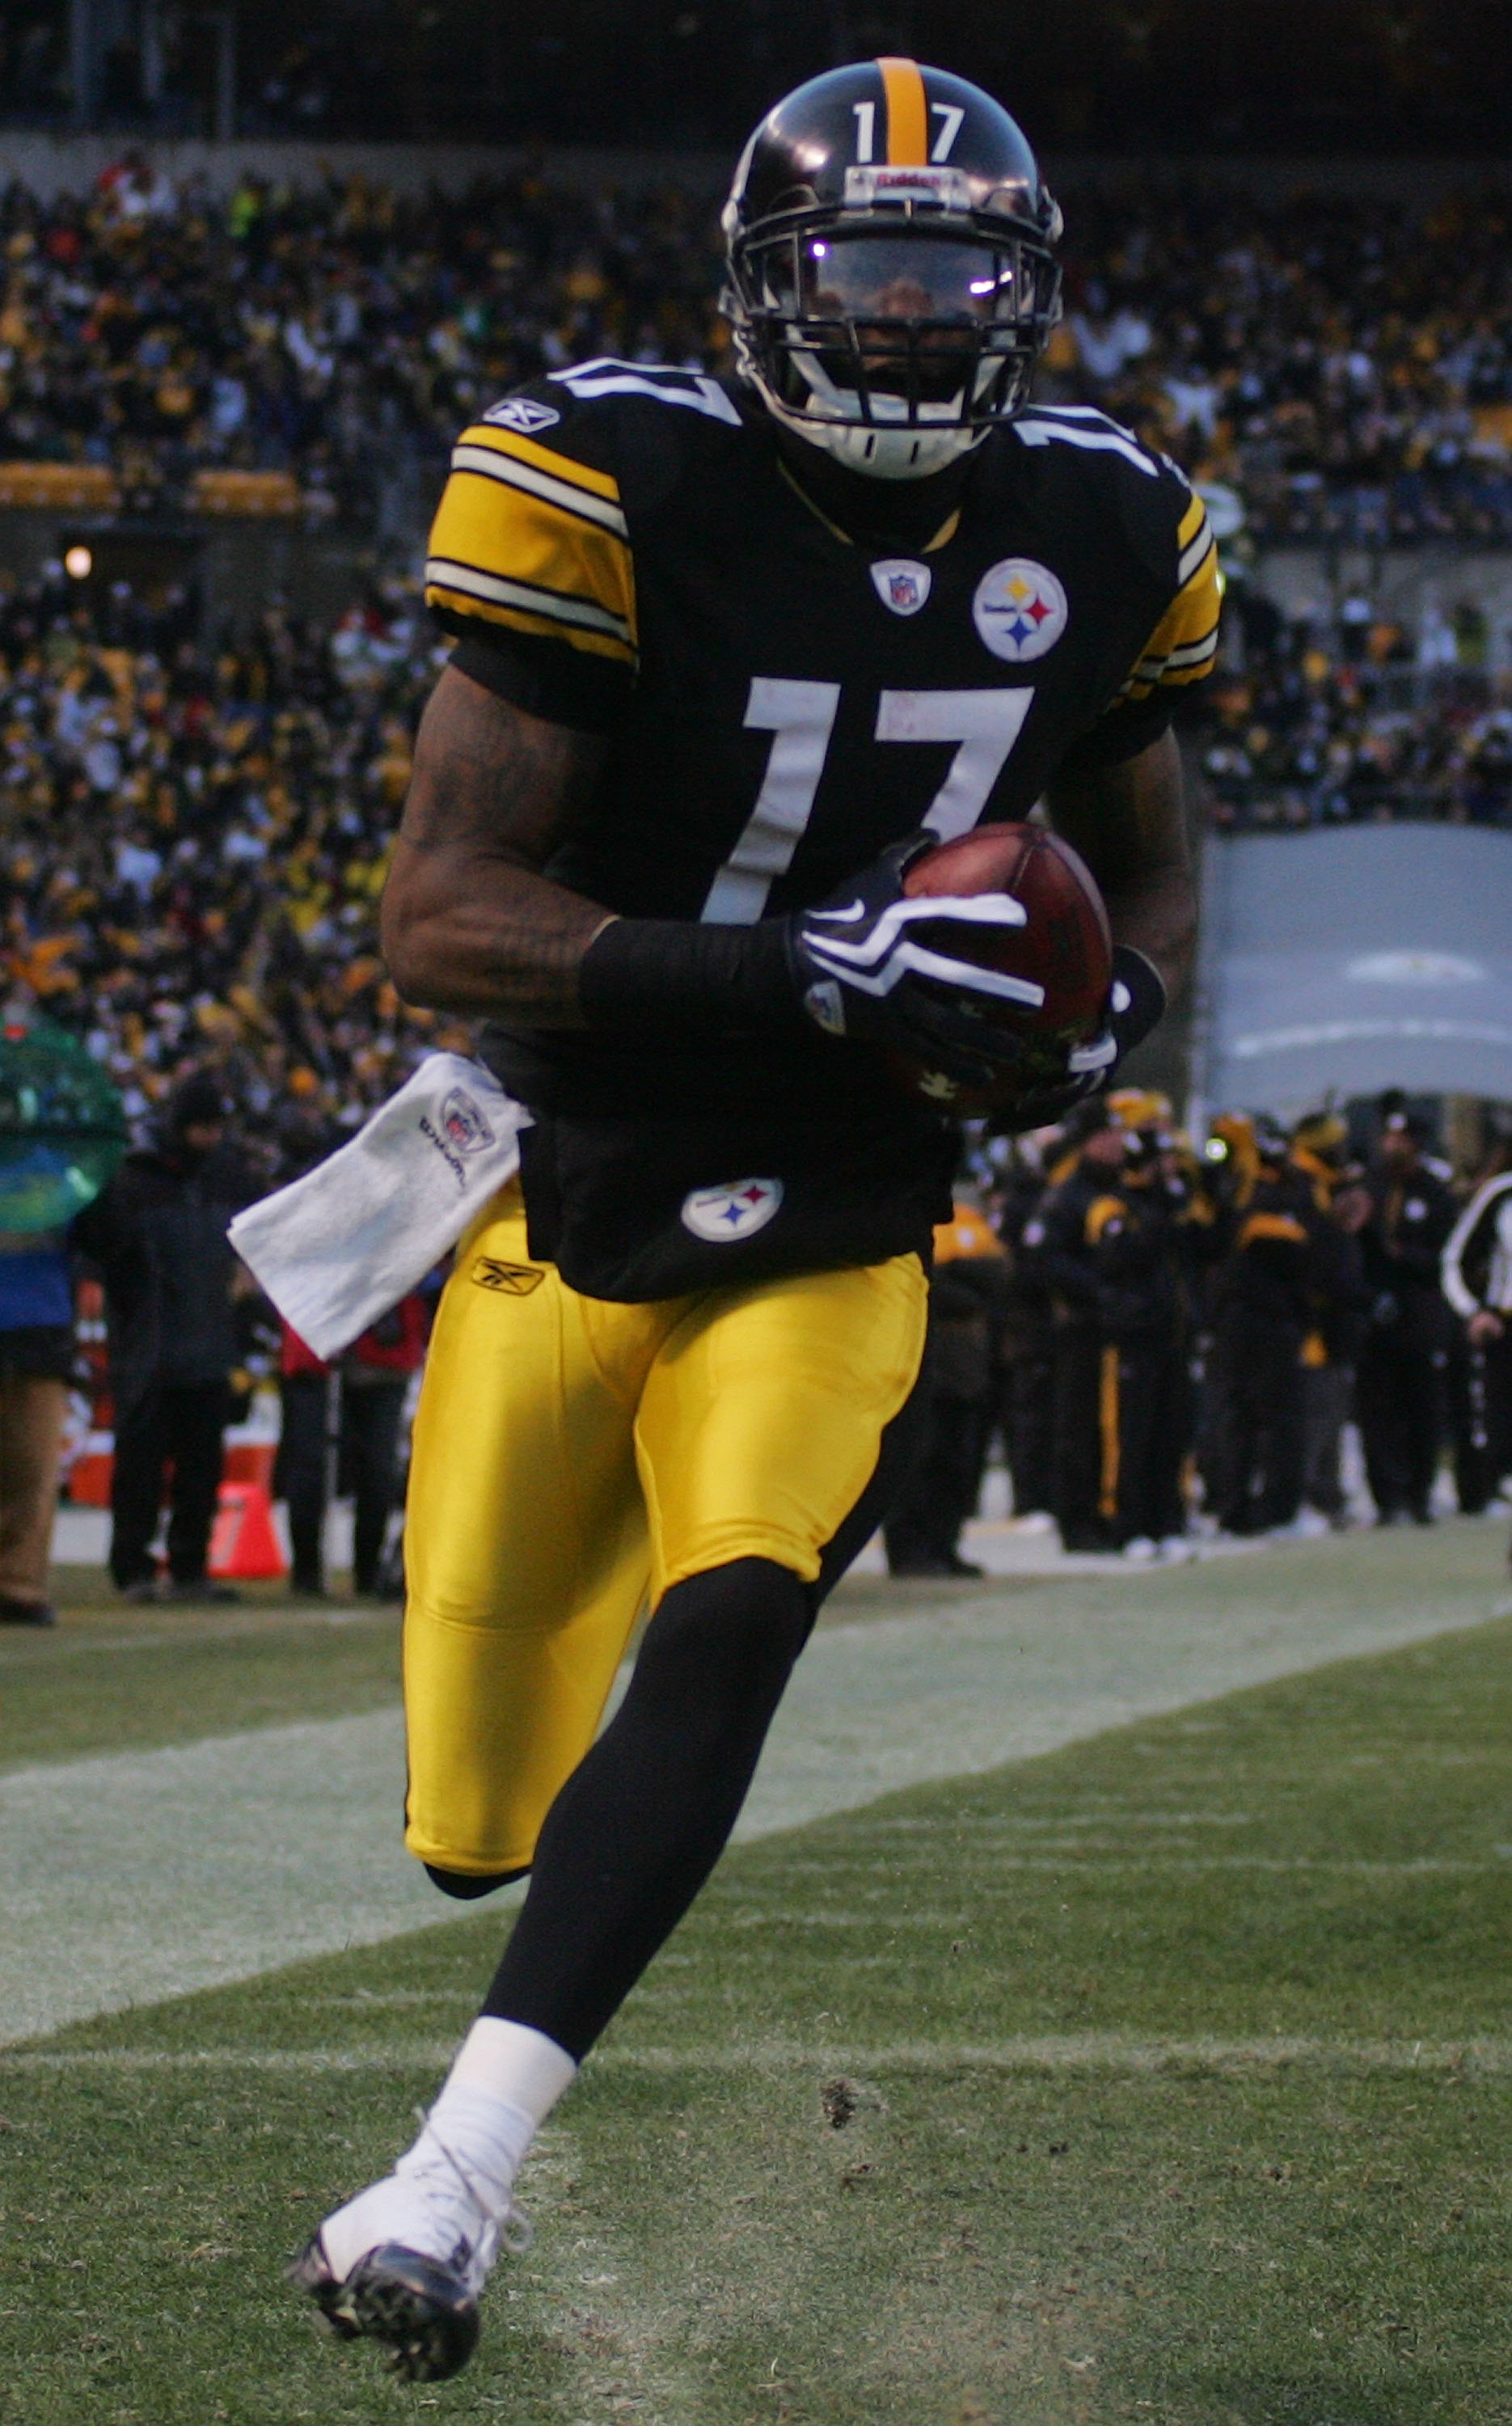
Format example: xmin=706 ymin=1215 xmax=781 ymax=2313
xmin=442 ymin=621 xmax=633 ymax=738
xmin=577 ymin=915 xmax=804 ymax=1037
xmin=1057 ymin=688 xmax=1176 ymax=775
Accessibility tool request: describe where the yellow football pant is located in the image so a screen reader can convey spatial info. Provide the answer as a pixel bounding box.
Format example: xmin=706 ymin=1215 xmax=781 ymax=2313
xmin=402 ymin=1181 xmax=927 ymax=1877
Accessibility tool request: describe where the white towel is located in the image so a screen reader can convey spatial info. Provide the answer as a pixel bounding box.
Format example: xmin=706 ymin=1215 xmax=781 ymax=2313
xmin=230 ymin=1054 xmax=529 ymax=1358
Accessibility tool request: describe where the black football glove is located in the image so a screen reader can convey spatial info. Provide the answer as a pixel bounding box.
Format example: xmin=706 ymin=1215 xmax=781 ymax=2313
xmin=998 ymin=945 xmax=1168 ymax=1131
xmin=786 ymin=835 xmax=1046 ymax=1086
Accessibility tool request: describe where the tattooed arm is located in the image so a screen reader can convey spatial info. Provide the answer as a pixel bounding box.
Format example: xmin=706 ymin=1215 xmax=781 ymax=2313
xmin=1044 ymin=729 xmax=1196 ymax=1002
xmin=380 ymin=664 xmax=611 ymax=1023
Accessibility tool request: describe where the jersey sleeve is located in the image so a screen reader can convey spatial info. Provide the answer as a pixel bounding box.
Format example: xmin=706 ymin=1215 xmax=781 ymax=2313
xmin=1119 ymin=491 xmax=1221 ymax=704
xmin=424 ymin=397 xmax=637 ymax=731
xmin=1064 ymin=486 xmax=1221 ymax=769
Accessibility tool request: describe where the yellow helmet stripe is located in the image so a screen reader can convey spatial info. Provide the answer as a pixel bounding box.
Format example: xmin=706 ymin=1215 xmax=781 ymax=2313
xmin=877 ymin=56 xmax=929 ymax=166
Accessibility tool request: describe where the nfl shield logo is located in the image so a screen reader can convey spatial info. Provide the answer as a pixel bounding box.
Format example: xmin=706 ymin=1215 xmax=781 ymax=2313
xmin=870 ymin=558 xmax=932 ymax=617
xmin=440 ymin=1087 xmax=496 ymax=1155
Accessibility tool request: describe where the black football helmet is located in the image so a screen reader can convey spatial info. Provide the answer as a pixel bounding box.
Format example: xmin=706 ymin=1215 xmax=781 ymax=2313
xmin=722 ymin=57 xmax=1062 ymax=480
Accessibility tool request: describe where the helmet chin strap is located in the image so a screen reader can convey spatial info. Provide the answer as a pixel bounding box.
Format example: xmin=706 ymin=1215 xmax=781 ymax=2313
xmin=775 ymin=406 xmax=987 ymax=480
xmin=754 ymin=350 xmax=990 ymax=480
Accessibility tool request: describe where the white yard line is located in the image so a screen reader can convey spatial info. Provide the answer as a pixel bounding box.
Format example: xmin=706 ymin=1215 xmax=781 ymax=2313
xmin=0 ymin=1562 xmax=1498 ymax=2047
xmin=3 ymin=2035 xmax=1504 ymax=2077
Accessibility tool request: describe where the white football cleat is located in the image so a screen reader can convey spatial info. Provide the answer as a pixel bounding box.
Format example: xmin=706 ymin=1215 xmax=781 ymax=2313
xmin=1121 ymin=1535 xmax=1158 ymax=1563
xmin=291 ymin=2125 xmax=530 ymax=2383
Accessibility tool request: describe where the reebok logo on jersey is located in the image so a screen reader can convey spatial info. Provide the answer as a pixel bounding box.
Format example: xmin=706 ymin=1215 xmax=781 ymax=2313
xmin=973 ymin=558 xmax=1068 ymax=663
xmin=869 ymin=559 xmax=931 ymax=617
xmin=482 ymin=396 xmax=561 ymax=434
xmin=471 ymin=1256 xmax=545 ymax=1295
xmin=680 ymin=1178 xmax=784 ymax=1243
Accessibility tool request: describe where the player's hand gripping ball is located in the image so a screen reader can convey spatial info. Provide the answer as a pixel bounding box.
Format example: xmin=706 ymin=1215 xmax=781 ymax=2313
xmin=891 ymin=821 xmax=1113 ymax=1118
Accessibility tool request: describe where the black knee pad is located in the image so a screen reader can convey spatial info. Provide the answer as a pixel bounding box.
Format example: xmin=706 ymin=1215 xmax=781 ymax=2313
xmin=424 ymin=1862 xmax=529 ymax=1900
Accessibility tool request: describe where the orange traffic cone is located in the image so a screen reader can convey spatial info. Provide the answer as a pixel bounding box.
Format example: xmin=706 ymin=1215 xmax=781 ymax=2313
xmin=209 ymin=1481 xmax=287 ymax=1582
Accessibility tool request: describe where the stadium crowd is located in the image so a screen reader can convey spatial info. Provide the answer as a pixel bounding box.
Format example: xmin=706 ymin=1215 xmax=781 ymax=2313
xmin=1202 ymin=582 xmax=1512 ymax=831
xmin=2 ymin=159 xmax=1512 ymax=542
xmin=0 ymin=565 xmax=456 ymax=1155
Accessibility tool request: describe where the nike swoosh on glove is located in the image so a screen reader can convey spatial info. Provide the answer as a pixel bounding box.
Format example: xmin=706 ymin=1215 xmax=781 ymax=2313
xmin=787 ymin=835 xmax=1045 ymax=1084
xmin=1003 ymin=945 xmax=1168 ymax=1130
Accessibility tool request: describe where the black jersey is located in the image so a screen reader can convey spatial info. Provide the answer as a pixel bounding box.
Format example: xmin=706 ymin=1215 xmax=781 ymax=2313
xmin=424 ymin=361 xmax=1218 ymax=1299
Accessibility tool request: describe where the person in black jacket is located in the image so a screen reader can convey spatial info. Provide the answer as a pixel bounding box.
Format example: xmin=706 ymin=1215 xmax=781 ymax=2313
xmin=1290 ymin=1111 xmax=1371 ymax=1528
xmin=73 ymin=1071 xmax=256 ymax=1600
xmin=992 ymin=1141 xmax=1059 ymax=1527
xmin=1092 ymin=1118 xmax=1195 ymax=1556
xmin=1355 ymin=1109 xmax=1457 ymax=1524
xmin=1208 ymin=1115 xmax=1323 ymax=1536
xmin=884 ymin=1199 xmax=1012 ymax=1579
xmin=1036 ymin=1109 xmax=1132 ymax=1553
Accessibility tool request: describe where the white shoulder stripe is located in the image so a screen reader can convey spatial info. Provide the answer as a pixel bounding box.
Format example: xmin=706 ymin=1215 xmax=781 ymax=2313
xmin=450 ymin=444 xmax=629 ymax=538
xmin=425 ymin=557 xmax=634 ymax=647
xmin=1167 ymin=628 xmax=1220 ymax=660
xmin=1016 ymin=403 xmax=1143 ymax=433
xmin=1177 ymin=522 xmax=1216 ymax=586
xmin=549 ymin=360 xmax=741 ymax=425
xmin=1131 ymin=630 xmax=1220 ymax=679
xmin=1012 ymin=417 xmax=1159 ymax=476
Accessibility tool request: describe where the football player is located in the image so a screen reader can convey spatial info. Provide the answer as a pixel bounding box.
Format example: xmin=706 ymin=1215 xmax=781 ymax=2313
xmin=294 ymin=57 xmax=1215 ymax=2381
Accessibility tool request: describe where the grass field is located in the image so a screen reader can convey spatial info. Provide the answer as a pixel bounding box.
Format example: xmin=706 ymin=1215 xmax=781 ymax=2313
xmin=5 ymin=1532 xmax=1512 ymax=2423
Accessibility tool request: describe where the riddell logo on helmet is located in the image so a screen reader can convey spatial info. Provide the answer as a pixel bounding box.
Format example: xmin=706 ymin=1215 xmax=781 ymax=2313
xmin=843 ymin=167 xmax=971 ymax=208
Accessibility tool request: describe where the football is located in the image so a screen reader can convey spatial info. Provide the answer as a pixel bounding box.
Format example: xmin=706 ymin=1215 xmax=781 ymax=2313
xmin=892 ymin=820 xmax=1113 ymax=1118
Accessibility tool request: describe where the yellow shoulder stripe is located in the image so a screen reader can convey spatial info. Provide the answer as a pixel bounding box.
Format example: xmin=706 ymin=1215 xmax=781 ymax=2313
xmin=456 ymin=424 xmax=621 ymax=505
xmin=879 ymin=56 xmax=928 ymax=164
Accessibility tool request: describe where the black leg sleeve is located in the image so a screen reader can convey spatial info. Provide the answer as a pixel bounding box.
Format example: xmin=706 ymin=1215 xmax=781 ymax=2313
xmin=482 ymin=1556 xmax=809 ymax=2062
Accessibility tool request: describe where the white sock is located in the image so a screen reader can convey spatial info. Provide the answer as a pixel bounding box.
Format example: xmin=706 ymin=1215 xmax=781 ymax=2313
xmin=319 ymin=2027 xmax=577 ymax=2280
xmin=401 ymin=2021 xmax=577 ymax=2207
xmin=443 ymin=2017 xmax=578 ymax=2124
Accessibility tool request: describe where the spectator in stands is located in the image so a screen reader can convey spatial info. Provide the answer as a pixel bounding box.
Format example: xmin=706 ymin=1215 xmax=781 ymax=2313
xmin=277 ymin=1296 xmax=428 ymax=1598
xmin=0 ymin=1220 xmax=72 ymax=1624
xmin=72 ymin=1070 xmax=254 ymax=1600
xmin=1355 ymin=1109 xmax=1458 ymax=1526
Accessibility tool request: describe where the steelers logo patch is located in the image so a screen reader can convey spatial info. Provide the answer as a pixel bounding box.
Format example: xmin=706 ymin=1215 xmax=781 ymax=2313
xmin=680 ymin=1177 xmax=784 ymax=1243
xmin=972 ymin=558 xmax=1069 ymax=664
